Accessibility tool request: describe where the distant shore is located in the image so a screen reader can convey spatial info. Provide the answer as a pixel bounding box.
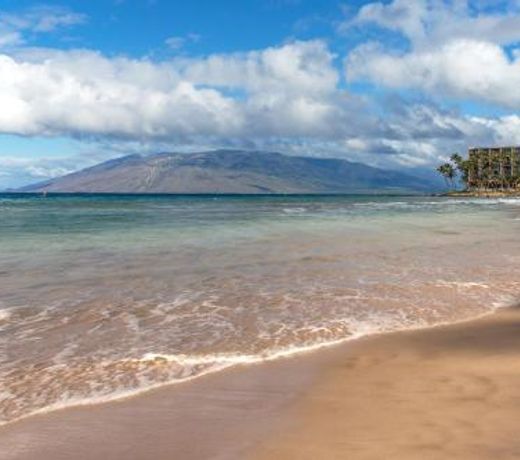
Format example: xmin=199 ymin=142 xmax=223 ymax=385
xmin=444 ymin=189 xmax=520 ymax=198
xmin=2 ymin=306 xmax=520 ymax=460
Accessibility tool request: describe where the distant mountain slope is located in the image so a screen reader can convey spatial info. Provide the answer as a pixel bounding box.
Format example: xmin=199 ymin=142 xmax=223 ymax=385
xmin=16 ymin=150 xmax=436 ymax=194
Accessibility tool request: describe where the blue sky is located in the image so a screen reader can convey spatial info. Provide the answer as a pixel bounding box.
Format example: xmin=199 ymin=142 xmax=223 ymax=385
xmin=1 ymin=0 xmax=520 ymax=188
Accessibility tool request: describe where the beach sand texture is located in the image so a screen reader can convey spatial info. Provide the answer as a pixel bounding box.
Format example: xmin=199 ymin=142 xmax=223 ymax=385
xmin=255 ymin=306 xmax=520 ymax=460
xmin=2 ymin=306 xmax=520 ymax=460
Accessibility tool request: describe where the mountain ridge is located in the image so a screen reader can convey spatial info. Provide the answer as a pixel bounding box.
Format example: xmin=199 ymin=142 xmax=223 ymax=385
xmin=14 ymin=150 xmax=437 ymax=194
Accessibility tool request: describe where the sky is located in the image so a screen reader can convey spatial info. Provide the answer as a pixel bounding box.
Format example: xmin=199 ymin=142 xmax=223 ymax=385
xmin=1 ymin=0 xmax=520 ymax=188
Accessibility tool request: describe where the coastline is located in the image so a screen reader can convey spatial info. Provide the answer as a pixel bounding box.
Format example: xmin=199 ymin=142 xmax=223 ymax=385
xmin=2 ymin=306 xmax=520 ymax=459
xmin=255 ymin=305 xmax=520 ymax=460
xmin=444 ymin=190 xmax=520 ymax=198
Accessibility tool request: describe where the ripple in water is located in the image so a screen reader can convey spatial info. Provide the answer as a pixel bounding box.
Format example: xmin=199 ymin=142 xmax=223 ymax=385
xmin=1 ymin=194 xmax=520 ymax=424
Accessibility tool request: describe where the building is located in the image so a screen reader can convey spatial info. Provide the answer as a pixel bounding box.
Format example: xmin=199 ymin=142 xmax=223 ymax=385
xmin=467 ymin=146 xmax=520 ymax=189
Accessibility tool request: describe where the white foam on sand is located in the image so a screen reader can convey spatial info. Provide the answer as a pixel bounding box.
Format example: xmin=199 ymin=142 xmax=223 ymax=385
xmin=0 ymin=309 xmax=10 ymax=322
xmin=1 ymin=302 xmax=513 ymax=429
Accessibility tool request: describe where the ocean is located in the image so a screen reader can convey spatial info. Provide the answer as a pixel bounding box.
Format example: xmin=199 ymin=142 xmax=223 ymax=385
xmin=1 ymin=193 xmax=519 ymax=424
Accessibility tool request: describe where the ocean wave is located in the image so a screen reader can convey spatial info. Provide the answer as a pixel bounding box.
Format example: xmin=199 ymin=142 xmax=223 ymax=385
xmin=2 ymin=194 xmax=520 ymax=428
xmin=2 ymin=302 xmax=513 ymax=428
xmin=282 ymin=207 xmax=307 ymax=214
xmin=434 ymin=281 xmax=490 ymax=289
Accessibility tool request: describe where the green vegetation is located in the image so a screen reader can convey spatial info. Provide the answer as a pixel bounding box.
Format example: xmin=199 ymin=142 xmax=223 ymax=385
xmin=437 ymin=148 xmax=520 ymax=193
xmin=437 ymin=153 xmax=468 ymax=190
xmin=436 ymin=162 xmax=456 ymax=188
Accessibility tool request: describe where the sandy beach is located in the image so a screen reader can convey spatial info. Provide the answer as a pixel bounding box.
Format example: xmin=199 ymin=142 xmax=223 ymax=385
xmin=3 ymin=0 xmax=520 ymax=457
xmin=255 ymin=306 xmax=520 ymax=460
xmin=1 ymin=306 xmax=519 ymax=460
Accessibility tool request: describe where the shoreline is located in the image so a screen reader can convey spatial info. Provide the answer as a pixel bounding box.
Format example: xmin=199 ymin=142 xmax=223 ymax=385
xmin=2 ymin=306 xmax=520 ymax=459
xmin=255 ymin=305 xmax=520 ymax=459
xmin=444 ymin=190 xmax=520 ymax=198
xmin=0 ymin=306 xmax=502 ymax=430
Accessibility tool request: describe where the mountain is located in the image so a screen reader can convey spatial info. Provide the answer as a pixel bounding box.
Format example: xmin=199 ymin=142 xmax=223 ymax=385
xmin=15 ymin=150 xmax=436 ymax=194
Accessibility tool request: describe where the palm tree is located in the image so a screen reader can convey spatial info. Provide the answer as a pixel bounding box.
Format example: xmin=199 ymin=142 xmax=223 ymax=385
xmin=437 ymin=163 xmax=456 ymax=188
xmin=465 ymin=156 xmax=478 ymax=190
xmin=437 ymin=149 xmax=520 ymax=192
xmin=509 ymin=148 xmax=518 ymax=187
xmin=482 ymin=151 xmax=494 ymax=190
xmin=450 ymin=153 xmax=463 ymax=169
xmin=438 ymin=153 xmax=471 ymax=190
xmin=498 ymin=149 xmax=508 ymax=190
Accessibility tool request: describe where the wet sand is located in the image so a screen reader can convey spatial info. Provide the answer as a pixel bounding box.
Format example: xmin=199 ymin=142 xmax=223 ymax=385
xmin=255 ymin=306 xmax=520 ymax=460
xmin=2 ymin=307 xmax=520 ymax=460
xmin=0 ymin=344 xmax=332 ymax=460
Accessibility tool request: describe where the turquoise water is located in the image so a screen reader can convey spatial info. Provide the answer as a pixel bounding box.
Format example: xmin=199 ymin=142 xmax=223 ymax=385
xmin=1 ymin=194 xmax=520 ymax=423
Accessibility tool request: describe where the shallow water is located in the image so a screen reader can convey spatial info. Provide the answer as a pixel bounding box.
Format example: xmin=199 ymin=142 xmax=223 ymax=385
xmin=1 ymin=194 xmax=520 ymax=423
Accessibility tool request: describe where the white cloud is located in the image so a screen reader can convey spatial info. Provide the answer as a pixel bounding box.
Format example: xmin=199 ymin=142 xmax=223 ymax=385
xmin=165 ymin=33 xmax=200 ymax=50
xmin=0 ymin=31 xmax=21 ymax=47
xmin=0 ymin=2 xmax=519 ymax=187
xmin=345 ymin=0 xmax=520 ymax=109
xmin=346 ymin=39 xmax=520 ymax=108
xmin=165 ymin=37 xmax=185 ymax=50
xmin=0 ymin=50 xmax=243 ymax=138
xmin=0 ymin=41 xmax=366 ymax=142
xmin=347 ymin=0 xmax=429 ymax=45
xmin=346 ymin=0 xmax=520 ymax=49
xmin=181 ymin=40 xmax=338 ymax=95
xmin=470 ymin=114 xmax=520 ymax=145
xmin=0 ymin=5 xmax=86 ymax=47
xmin=0 ymin=155 xmax=87 ymax=188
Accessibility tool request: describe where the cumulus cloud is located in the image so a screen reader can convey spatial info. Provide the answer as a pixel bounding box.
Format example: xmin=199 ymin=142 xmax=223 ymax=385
xmin=0 ymin=41 xmax=369 ymax=142
xmin=346 ymin=0 xmax=520 ymax=48
xmin=0 ymin=34 xmax=509 ymax=179
xmin=0 ymin=50 xmax=242 ymax=138
xmin=346 ymin=39 xmax=520 ymax=108
xmin=181 ymin=40 xmax=338 ymax=95
xmin=345 ymin=0 xmax=520 ymax=109
xmin=470 ymin=114 xmax=520 ymax=145
xmin=1 ymin=1 xmax=519 ymax=188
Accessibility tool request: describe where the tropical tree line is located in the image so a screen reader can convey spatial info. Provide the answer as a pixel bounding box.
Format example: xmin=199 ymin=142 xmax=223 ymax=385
xmin=437 ymin=150 xmax=520 ymax=191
